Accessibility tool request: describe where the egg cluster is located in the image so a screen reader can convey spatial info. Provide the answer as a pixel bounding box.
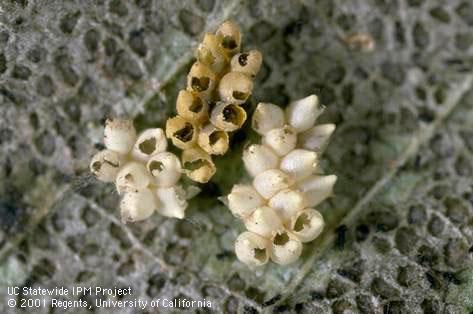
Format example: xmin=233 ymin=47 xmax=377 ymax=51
xmin=88 ymin=22 xmax=337 ymax=267
xmin=166 ymin=21 xmax=263 ymax=183
xmin=226 ymin=95 xmax=337 ymax=266
xmin=90 ymin=118 xmax=193 ymax=223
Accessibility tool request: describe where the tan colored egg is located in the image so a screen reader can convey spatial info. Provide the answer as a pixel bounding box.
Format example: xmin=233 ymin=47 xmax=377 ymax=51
xmin=218 ymin=72 xmax=253 ymax=104
xmin=176 ymin=90 xmax=209 ymax=124
xmin=165 ymin=116 xmax=198 ymax=150
xmin=210 ymin=102 xmax=247 ymax=132
xmin=198 ymin=124 xmax=229 ymax=155
xmin=231 ymin=50 xmax=262 ymax=78
xmin=181 ymin=147 xmax=216 ymax=183
xmin=216 ymin=20 xmax=242 ymax=56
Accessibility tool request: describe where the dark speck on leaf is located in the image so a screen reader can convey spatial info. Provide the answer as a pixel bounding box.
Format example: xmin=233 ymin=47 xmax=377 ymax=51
xmin=310 ymin=291 xmax=324 ymax=300
xmin=443 ymin=272 xmax=461 ymax=285
xmin=262 ymin=294 xmax=281 ymax=307
xmin=216 ymin=250 xmax=232 ymax=260
xmin=336 ymin=225 xmax=347 ymax=250
xmin=0 ymin=201 xmax=24 ymax=232
xmin=199 ymin=181 xmax=221 ymax=198
xmin=355 ymin=224 xmax=370 ymax=242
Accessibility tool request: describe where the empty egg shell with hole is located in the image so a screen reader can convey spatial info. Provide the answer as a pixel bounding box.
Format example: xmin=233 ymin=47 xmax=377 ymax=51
xmin=216 ymin=20 xmax=242 ymax=56
xmin=90 ymin=118 xmax=194 ymax=221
